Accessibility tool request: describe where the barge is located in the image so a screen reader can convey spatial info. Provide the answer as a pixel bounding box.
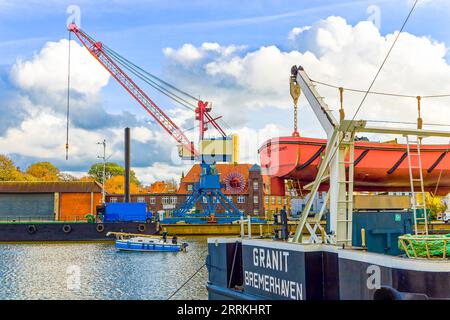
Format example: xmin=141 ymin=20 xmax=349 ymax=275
xmin=206 ymin=66 xmax=450 ymax=300
xmin=0 ymin=221 xmax=158 ymax=243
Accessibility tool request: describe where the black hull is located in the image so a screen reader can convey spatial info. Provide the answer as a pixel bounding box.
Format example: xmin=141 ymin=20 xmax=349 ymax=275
xmin=0 ymin=222 xmax=159 ymax=242
xmin=206 ymin=238 xmax=450 ymax=300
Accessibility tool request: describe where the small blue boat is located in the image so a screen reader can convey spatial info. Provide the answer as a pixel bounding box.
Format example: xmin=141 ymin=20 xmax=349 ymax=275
xmin=107 ymin=232 xmax=188 ymax=252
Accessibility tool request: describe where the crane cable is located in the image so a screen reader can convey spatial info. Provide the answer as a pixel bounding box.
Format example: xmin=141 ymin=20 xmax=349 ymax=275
xmin=78 ymin=28 xmax=232 ymax=134
xmin=102 ymin=45 xmax=233 ymax=133
xmin=103 ymin=47 xmax=196 ymax=111
xmin=65 ymin=31 xmax=72 ymax=160
xmin=311 ymin=79 xmax=450 ymax=99
xmin=103 ymin=46 xmax=197 ymax=108
xmin=324 ymin=0 xmax=420 ymax=174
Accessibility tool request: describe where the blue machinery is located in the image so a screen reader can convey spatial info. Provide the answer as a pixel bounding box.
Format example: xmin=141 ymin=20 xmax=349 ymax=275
xmin=173 ymin=163 xmax=242 ymax=220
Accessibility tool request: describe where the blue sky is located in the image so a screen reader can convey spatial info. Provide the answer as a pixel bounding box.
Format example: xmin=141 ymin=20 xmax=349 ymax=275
xmin=1 ymin=0 xmax=450 ymax=183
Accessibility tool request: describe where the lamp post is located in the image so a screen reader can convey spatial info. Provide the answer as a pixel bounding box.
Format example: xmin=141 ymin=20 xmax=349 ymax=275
xmin=97 ymin=140 xmax=107 ymax=204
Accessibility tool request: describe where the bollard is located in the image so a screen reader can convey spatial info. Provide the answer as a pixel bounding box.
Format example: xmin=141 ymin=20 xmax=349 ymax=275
xmin=361 ymin=228 xmax=366 ymax=250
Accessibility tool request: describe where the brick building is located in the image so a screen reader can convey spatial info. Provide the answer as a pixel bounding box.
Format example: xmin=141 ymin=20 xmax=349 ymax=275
xmin=0 ymin=181 xmax=103 ymax=222
xmin=107 ymin=163 xmax=268 ymax=217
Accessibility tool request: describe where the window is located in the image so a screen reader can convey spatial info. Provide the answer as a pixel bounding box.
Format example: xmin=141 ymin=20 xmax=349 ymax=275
xmin=237 ymin=196 xmax=246 ymax=204
xmin=162 ymin=197 xmax=170 ymax=205
xmin=265 ymin=196 xmax=269 ymax=204
xmin=137 ymin=197 xmax=145 ymax=203
xmin=187 ymin=184 xmax=193 ymax=191
xmin=227 ymin=196 xmax=233 ymax=203
xmin=253 ymin=196 xmax=259 ymax=204
xmin=170 ymin=197 xmax=177 ymax=204
xmin=271 ymin=197 xmax=275 ymax=205
xmin=150 ymin=197 xmax=156 ymax=205
xmin=253 ymin=209 xmax=259 ymax=215
xmin=278 ymin=197 xmax=282 ymax=205
xmin=284 ymin=198 xmax=288 ymax=205
xmin=110 ymin=197 xmax=118 ymax=203
xmin=203 ymin=196 xmax=208 ymax=204
xmin=253 ymin=180 xmax=259 ymax=190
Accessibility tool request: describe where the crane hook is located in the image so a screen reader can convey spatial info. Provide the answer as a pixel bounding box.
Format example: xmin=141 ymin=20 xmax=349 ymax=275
xmin=290 ymin=66 xmax=301 ymax=137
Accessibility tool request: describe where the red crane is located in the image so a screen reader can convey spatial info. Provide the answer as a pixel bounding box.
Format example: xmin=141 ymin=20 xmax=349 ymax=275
xmin=68 ymin=23 xmax=242 ymax=219
xmin=68 ymin=23 xmax=226 ymax=159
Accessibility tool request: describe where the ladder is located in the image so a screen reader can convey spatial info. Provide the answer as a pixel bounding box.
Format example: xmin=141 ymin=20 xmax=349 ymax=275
xmin=335 ymin=132 xmax=355 ymax=245
xmin=405 ymin=136 xmax=429 ymax=235
xmin=286 ymin=179 xmax=303 ymax=197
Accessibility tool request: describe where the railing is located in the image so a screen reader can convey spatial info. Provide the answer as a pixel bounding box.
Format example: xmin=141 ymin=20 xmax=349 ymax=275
xmin=239 ymin=215 xmax=253 ymax=238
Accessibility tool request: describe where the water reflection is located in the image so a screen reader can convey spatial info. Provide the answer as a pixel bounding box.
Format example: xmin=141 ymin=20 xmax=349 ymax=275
xmin=0 ymin=237 xmax=208 ymax=300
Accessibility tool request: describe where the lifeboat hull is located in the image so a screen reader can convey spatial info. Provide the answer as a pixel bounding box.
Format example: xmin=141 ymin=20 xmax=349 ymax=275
xmin=259 ymin=136 xmax=450 ymax=196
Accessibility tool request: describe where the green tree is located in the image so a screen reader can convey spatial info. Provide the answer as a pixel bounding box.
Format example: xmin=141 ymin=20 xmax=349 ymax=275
xmin=26 ymin=162 xmax=60 ymax=181
xmin=88 ymin=162 xmax=140 ymax=185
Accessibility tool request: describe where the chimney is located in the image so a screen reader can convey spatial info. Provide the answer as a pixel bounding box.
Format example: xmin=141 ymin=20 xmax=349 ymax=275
xmin=124 ymin=127 xmax=131 ymax=203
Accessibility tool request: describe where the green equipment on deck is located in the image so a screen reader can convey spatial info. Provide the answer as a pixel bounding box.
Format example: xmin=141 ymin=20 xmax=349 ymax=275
xmin=398 ymin=234 xmax=450 ymax=259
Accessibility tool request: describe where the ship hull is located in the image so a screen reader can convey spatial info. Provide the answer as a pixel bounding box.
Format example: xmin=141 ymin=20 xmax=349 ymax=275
xmin=206 ymin=238 xmax=450 ymax=300
xmin=0 ymin=222 xmax=158 ymax=242
xmin=259 ymin=136 xmax=450 ymax=195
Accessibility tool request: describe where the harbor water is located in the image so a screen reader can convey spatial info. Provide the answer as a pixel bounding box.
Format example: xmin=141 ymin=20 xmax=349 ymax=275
xmin=0 ymin=237 xmax=208 ymax=300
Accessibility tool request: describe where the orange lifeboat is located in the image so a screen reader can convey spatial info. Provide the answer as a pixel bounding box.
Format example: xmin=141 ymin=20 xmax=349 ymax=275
xmin=259 ymin=136 xmax=450 ymax=196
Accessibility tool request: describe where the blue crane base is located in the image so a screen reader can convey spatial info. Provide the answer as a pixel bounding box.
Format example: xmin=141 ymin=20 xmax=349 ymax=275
xmin=173 ymin=163 xmax=243 ymax=218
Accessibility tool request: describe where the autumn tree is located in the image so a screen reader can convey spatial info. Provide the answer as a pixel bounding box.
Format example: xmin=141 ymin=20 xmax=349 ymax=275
xmin=26 ymin=162 xmax=60 ymax=181
xmin=88 ymin=162 xmax=140 ymax=185
xmin=0 ymin=155 xmax=28 ymax=181
xmin=104 ymin=175 xmax=142 ymax=194
xmin=148 ymin=180 xmax=178 ymax=193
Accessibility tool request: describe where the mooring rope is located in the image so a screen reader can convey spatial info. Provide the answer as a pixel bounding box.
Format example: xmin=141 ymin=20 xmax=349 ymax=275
xmin=166 ymin=249 xmax=208 ymax=300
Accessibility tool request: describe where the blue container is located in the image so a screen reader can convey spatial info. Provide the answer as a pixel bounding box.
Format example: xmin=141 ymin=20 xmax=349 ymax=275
xmin=352 ymin=211 xmax=413 ymax=256
xmin=326 ymin=211 xmax=413 ymax=256
xmin=105 ymin=203 xmax=150 ymax=222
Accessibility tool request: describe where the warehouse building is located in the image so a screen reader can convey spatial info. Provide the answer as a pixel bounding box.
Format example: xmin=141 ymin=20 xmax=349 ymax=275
xmin=0 ymin=182 xmax=103 ymax=222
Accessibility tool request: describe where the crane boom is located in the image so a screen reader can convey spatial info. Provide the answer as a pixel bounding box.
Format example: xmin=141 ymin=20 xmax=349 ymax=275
xmin=68 ymin=23 xmax=198 ymax=157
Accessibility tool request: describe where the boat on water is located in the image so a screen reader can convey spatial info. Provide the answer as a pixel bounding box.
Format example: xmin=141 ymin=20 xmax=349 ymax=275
xmin=259 ymin=136 xmax=450 ymax=196
xmin=107 ymin=232 xmax=188 ymax=252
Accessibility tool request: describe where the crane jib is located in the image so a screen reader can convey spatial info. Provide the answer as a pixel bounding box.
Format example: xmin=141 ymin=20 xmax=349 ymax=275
xmin=68 ymin=24 xmax=198 ymax=157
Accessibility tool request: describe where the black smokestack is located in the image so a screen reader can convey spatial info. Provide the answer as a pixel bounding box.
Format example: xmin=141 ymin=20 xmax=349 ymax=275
xmin=124 ymin=127 xmax=131 ymax=203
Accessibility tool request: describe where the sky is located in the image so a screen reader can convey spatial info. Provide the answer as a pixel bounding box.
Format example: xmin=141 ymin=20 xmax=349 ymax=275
xmin=1 ymin=0 xmax=450 ymax=184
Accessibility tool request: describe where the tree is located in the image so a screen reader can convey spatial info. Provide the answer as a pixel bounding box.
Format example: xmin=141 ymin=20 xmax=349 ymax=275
xmin=148 ymin=180 xmax=178 ymax=193
xmin=104 ymin=175 xmax=140 ymax=194
xmin=0 ymin=155 xmax=35 ymax=181
xmin=88 ymin=162 xmax=140 ymax=185
xmin=26 ymin=162 xmax=60 ymax=181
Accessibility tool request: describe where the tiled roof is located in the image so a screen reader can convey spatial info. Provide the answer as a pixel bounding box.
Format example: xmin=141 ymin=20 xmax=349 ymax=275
xmin=178 ymin=163 xmax=254 ymax=194
xmin=0 ymin=181 xmax=103 ymax=193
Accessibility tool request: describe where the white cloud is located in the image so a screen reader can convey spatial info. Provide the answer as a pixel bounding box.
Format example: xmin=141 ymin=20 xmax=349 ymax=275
xmin=4 ymin=15 xmax=450 ymax=185
xmin=288 ymin=26 xmax=311 ymax=41
xmin=11 ymin=39 xmax=110 ymax=95
xmin=162 ymin=16 xmax=450 ymax=143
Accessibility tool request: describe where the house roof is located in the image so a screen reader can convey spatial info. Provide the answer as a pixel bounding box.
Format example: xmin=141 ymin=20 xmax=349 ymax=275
xmin=178 ymin=163 xmax=254 ymax=195
xmin=0 ymin=181 xmax=103 ymax=193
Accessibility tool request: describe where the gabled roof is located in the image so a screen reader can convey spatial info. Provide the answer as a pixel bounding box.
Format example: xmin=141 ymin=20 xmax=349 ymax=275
xmin=0 ymin=181 xmax=103 ymax=193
